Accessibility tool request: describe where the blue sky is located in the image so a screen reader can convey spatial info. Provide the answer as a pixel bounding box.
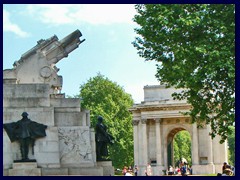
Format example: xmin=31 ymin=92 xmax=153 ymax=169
xmin=3 ymin=4 xmax=160 ymax=103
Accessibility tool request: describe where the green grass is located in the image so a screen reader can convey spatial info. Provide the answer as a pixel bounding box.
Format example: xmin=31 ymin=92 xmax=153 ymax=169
xmin=190 ymin=174 xmax=217 ymax=176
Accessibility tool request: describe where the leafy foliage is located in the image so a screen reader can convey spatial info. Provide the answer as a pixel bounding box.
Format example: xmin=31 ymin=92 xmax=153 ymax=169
xmin=133 ymin=4 xmax=235 ymax=143
xmin=227 ymin=126 xmax=235 ymax=166
xmin=173 ymin=131 xmax=192 ymax=166
xmin=78 ymin=73 xmax=134 ymax=168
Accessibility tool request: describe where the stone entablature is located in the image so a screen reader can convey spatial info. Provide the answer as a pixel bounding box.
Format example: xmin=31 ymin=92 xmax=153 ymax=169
xmin=130 ymin=103 xmax=191 ymax=112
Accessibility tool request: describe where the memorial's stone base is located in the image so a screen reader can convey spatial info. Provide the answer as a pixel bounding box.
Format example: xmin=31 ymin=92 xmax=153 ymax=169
xmin=96 ymin=161 xmax=114 ymax=176
xmin=41 ymin=167 xmax=103 ymax=176
xmin=9 ymin=162 xmax=41 ymax=176
xmin=6 ymin=163 xmax=109 ymax=176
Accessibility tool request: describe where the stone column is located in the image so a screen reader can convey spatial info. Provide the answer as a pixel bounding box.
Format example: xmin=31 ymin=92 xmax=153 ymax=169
xmin=133 ymin=119 xmax=140 ymax=167
xmin=141 ymin=118 xmax=148 ymax=166
xmin=207 ymin=125 xmax=213 ymax=165
xmin=171 ymin=140 xmax=174 ymax=166
xmin=155 ymin=118 xmax=164 ymax=175
xmin=86 ymin=110 xmax=90 ymax=126
xmin=164 ymin=141 xmax=168 ymax=170
xmin=155 ymin=118 xmax=162 ymax=166
xmin=206 ymin=124 xmax=215 ymax=174
xmin=191 ymin=123 xmax=199 ymax=165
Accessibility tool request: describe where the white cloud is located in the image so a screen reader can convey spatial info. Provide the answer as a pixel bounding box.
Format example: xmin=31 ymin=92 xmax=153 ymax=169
xmin=26 ymin=4 xmax=136 ymax=26
xmin=3 ymin=9 xmax=30 ymax=38
xmin=26 ymin=4 xmax=75 ymax=25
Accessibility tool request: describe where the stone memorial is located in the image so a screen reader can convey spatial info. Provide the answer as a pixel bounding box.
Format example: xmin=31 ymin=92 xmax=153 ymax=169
xmin=3 ymin=29 xmax=114 ymax=176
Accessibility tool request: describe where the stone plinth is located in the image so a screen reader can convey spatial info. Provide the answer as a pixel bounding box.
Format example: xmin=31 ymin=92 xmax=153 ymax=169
xmin=42 ymin=168 xmax=68 ymax=176
xmin=68 ymin=167 xmax=103 ymax=176
xmin=97 ymin=161 xmax=114 ymax=176
xmin=9 ymin=162 xmax=41 ymax=176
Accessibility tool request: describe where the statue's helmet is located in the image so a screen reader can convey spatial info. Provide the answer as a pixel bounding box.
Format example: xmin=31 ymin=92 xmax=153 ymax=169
xmin=21 ymin=112 xmax=28 ymax=117
xmin=98 ymin=116 xmax=103 ymax=121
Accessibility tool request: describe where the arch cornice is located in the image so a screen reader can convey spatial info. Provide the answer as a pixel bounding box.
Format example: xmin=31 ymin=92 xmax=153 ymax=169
xmin=129 ymin=103 xmax=192 ymax=113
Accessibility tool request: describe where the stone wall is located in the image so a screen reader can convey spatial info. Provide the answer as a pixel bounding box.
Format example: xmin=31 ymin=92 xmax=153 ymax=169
xmin=3 ymin=83 xmax=102 ymax=175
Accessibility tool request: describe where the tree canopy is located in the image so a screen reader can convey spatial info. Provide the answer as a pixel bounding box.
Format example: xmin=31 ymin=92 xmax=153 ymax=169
xmin=133 ymin=4 xmax=235 ymax=143
xmin=173 ymin=131 xmax=192 ymax=167
xmin=78 ymin=73 xmax=134 ymax=168
xmin=227 ymin=126 xmax=235 ymax=166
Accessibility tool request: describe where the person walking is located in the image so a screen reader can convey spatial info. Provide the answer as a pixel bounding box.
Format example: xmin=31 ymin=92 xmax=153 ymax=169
xmin=134 ymin=164 xmax=138 ymax=176
xmin=168 ymin=165 xmax=174 ymax=175
xmin=146 ymin=163 xmax=152 ymax=176
xmin=222 ymin=162 xmax=228 ymax=173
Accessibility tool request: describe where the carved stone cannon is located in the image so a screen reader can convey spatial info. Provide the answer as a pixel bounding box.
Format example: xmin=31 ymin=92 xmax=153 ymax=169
xmin=3 ymin=29 xmax=85 ymax=94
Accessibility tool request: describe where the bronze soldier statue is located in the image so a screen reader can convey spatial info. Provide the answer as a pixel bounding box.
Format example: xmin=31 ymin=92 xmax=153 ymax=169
xmin=3 ymin=112 xmax=47 ymax=161
xmin=95 ymin=116 xmax=114 ymax=161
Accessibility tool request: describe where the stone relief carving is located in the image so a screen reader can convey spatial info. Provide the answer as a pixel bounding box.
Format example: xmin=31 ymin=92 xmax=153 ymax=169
xmin=58 ymin=127 xmax=92 ymax=163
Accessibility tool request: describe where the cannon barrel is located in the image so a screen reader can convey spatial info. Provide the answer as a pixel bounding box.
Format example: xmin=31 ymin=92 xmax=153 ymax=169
xmin=59 ymin=29 xmax=85 ymax=55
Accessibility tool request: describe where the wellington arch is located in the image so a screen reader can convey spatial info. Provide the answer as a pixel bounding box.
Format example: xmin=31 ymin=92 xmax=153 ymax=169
xmin=129 ymin=85 xmax=228 ymax=176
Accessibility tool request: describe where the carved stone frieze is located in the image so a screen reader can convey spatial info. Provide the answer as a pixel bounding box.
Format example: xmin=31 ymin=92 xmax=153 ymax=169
xmin=58 ymin=127 xmax=93 ymax=164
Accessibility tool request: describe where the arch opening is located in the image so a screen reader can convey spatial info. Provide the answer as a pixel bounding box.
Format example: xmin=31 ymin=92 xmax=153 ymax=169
xmin=167 ymin=128 xmax=192 ymax=172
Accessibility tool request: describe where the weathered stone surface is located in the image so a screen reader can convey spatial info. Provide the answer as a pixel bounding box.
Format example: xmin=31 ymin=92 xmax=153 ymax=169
xmin=58 ymin=127 xmax=93 ymax=166
xmin=97 ymin=161 xmax=114 ymax=176
xmin=50 ymin=98 xmax=81 ymax=108
xmin=9 ymin=162 xmax=41 ymax=176
xmin=54 ymin=112 xmax=82 ymax=126
xmin=3 ymin=169 xmax=9 ymax=176
xmin=68 ymin=167 xmax=103 ymax=176
xmin=3 ymin=84 xmax=50 ymax=98
xmin=13 ymin=162 xmax=37 ymax=169
xmin=9 ymin=168 xmax=41 ymax=176
xmin=42 ymin=168 xmax=68 ymax=176
xmin=143 ymin=85 xmax=186 ymax=103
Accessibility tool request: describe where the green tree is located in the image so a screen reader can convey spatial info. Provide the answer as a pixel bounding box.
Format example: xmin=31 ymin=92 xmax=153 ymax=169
xmin=133 ymin=4 xmax=235 ymax=143
xmin=227 ymin=126 xmax=235 ymax=166
xmin=173 ymin=131 xmax=192 ymax=166
xmin=78 ymin=73 xmax=134 ymax=169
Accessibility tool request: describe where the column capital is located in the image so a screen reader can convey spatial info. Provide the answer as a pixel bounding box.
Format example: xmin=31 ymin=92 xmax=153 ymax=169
xmin=154 ymin=118 xmax=161 ymax=123
xmin=141 ymin=118 xmax=147 ymax=124
xmin=132 ymin=120 xmax=140 ymax=126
